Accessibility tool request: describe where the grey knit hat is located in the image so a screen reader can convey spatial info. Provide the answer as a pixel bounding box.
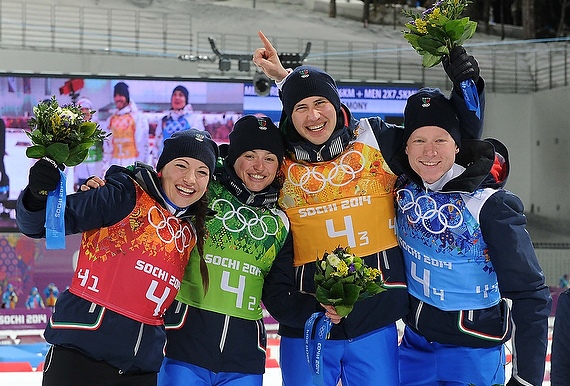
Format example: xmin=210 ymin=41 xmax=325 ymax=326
xmin=281 ymin=65 xmax=341 ymax=119
xmin=156 ymin=129 xmax=218 ymax=176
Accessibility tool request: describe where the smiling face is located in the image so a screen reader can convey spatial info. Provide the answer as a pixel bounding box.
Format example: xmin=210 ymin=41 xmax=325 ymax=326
xmin=171 ymin=90 xmax=187 ymax=110
xmin=405 ymin=126 xmax=459 ymax=184
xmin=233 ymin=149 xmax=279 ymax=192
xmin=290 ymin=96 xmax=337 ymax=145
xmin=159 ymin=157 xmax=210 ymax=207
xmin=114 ymin=94 xmax=128 ymax=110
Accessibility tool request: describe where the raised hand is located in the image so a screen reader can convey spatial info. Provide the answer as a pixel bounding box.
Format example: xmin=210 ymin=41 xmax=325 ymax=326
xmin=252 ymin=31 xmax=289 ymax=82
xmin=442 ymin=45 xmax=480 ymax=88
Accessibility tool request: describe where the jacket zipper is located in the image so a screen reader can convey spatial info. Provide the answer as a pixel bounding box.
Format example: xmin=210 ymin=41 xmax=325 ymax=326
xmin=219 ymin=315 xmax=230 ymax=352
xmin=133 ymin=323 xmax=144 ymax=356
xmin=414 ymin=301 xmax=424 ymax=330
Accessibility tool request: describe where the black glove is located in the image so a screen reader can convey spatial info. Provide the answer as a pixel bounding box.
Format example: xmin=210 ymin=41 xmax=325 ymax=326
xmin=25 ymin=158 xmax=62 ymax=209
xmin=442 ymin=45 xmax=480 ymax=88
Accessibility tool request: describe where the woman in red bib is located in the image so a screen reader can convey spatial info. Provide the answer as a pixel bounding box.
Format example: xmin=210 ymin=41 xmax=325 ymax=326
xmin=16 ymin=129 xmax=218 ymax=386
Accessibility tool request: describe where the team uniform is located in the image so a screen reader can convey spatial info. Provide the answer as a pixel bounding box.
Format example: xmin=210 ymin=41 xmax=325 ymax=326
xmin=154 ymin=105 xmax=205 ymax=156
xmin=16 ymin=163 xmax=198 ymax=385
xmin=159 ymin=159 xmax=291 ymax=386
xmin=263 ymin=84 xmax=484 ymax=385
xmin=394 ymin=139 xmax=551 ymax=386
xmin=104 ymin=102 xmax=149 ymax=168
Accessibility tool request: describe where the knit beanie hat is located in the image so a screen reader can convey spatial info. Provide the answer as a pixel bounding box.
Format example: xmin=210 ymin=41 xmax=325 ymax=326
xmin=227 ymin=115 xmax=284 ymax=167
xmin=76 ymin=97 xmax=93 ymax=110
xmin=403 ymin=88 xmax=461 ymax=146
xmin=156 ymin=129 xmax=218 ymax=177
xmin=172 ymin=85 xmax=189 ymax=105
xmin=114 ymin=82 xmax=130 ymax=104
xmin=281 ymin=66 xmax=341 ymax=119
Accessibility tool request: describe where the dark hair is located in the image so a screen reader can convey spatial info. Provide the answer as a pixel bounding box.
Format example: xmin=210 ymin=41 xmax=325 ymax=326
xmin=193 ymin=194 xmax=210 ymax=293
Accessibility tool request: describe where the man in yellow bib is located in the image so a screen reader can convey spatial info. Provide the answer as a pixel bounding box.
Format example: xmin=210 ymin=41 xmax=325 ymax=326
xmin=254 ymin=31 xmax=485 ymax=386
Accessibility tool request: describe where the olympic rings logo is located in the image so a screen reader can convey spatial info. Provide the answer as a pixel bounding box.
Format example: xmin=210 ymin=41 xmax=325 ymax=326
xmin=287 ymin=150 xmax=365 ymax=194
xmin=396 ymin=189 xmax=463 ymax=235
xmin=211 ymin=198 xmax=279 ymax=241
xmin=148 ymin=206 xmax=194 ymax=252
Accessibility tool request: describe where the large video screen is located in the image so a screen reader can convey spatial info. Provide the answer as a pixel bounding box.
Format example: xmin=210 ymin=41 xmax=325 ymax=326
xmin=0 ymin=74 xmax=418 ymax=233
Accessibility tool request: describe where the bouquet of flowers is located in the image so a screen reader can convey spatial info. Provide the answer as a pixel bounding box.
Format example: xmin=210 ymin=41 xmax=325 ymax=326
xmin=25 ymin=96 xmax=108 ymax=167
xmin=402 ymin=0 xmax=477 ymax=68
xmin=314 ymin=246 xmax=385 ymax=317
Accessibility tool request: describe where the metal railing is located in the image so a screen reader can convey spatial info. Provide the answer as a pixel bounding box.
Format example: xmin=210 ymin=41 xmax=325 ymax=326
xmin=1 ymin=1 xmax=569 ymax=93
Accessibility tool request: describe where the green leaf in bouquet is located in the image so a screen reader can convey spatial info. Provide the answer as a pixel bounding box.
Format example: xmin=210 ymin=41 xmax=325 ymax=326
xmin=425 ymin=23 xmax=449 ymax=44
xmin=45 ymin=142 xmax=70 ymax=166
xmin=335 ymin=304 xmax=354 ymax=318
xmin=315 ymin=285 xmax=331 ymax=304
xmin=443 ymin=18 xmax=467 ymax=41
xmin=403 ymin=33 xmax=421 ymax=50
xmin=324 ymin=263 xmax=335 ymax=278
xmin=314 ymin=272 xmax=326 ymax=285
xmin=328 ymin=281 xmax=346 ymax=300
xmin=455 ymin=20 xmax=477 ymax=46
xmin=422 ymin=53 xmax=443 ymax=68
xmin=323 ymin=277 xmax=338 ymax=289
xmin=343 ymin=283 xmax=361 ymax=304
xmin=417 ymin=35 xmax=446 ymax=56
xmin=77 ymin=141 xmax=96 ymax=151
xmin=25 ymin=145 xmax=46 ymax=159
xmin=359 ymin=281 xmax=386 ymax=300
xmin=26 ymin=129 xmax=51 ymax=146
xmin=79 ymin=121 xmax=97 ymax=138
xmin=66 ymin=146 xmax=89 ymax=167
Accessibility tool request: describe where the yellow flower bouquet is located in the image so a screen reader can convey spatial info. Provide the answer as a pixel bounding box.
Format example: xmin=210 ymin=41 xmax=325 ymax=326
xmin=24 ymin=96 xmax=108 ymax=249
xmin=403 ymin=0 xmax=477 ymax=68
xmin=25 ymin=96 xmax=108 ymax=167
xmin=314 ymin=246 xmax=386 ymax=317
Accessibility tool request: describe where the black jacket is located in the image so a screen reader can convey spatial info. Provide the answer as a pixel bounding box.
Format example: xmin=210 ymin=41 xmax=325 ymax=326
xmin=396 ymin=139 xmax=552 ymax=386
xmin=16 ymin=163 xmax=197 ymax=373
xmin=551 ymin=289 xmax=570 ymax=386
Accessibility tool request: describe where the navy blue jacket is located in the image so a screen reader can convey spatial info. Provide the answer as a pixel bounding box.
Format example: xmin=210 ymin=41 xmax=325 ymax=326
xmin=551 ymin=289 xmax=570 ymax=386
xmin=16 ymin=163 xmax=197 ymax=373
xmin=395 ymin=139 xmax=551 ymax=386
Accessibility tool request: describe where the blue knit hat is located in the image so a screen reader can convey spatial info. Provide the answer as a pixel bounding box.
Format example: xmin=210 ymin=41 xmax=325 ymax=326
xmin=281 ymin=66 xmax=341 ymax=119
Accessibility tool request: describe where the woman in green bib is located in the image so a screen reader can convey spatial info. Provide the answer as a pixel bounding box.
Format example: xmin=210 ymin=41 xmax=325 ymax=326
xmin=158 ymin=115 xmax=291 ymax=386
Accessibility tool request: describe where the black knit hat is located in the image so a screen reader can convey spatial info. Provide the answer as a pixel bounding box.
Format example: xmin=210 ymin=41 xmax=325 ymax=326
xmin=403 ymin=88 xmax=461 ymax=146
xmin=281 ymin=66 xmax=341 ymax=119
xmin=156 ymin=129 xmax=218 ymax=177
xmin=172 ymin=85 xmax=189 ymax=105
xmin=114 ymin=82 xmax=130 ymax=104
xmin=227 ymin=115 xmax=284 ymax=167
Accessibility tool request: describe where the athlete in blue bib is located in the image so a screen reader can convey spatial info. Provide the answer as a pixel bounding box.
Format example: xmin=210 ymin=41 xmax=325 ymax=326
xmin=394 ymin=88 xmax=551 ymax=386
